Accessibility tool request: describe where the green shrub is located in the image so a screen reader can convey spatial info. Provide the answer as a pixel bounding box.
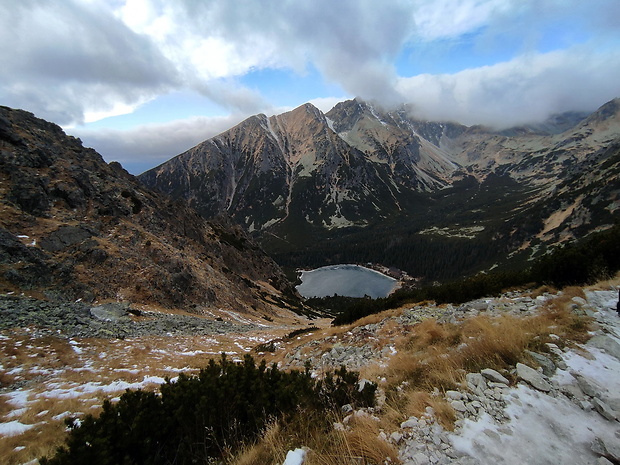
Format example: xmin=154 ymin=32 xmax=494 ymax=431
xmin=41 ymin=354 xmax=375 ymax=465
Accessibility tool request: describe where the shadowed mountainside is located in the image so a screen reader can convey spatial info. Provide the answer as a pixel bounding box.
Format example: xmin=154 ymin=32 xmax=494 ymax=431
xmin=0 ymin=106 xmax=301 ymax=317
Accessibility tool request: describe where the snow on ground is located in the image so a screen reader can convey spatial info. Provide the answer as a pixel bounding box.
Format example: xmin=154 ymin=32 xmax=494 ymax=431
xmin=282 ymin=448 xmax=307 ymax=465
xmin=0 ymin=420 xmax=35 ymax=438
xmin=0 ymin=325 xmax=299 ymax=465
xmin=38 ymin=376 xmax=168 ymax=400
xmin=448 ymin=289 xmax=620 ymax=465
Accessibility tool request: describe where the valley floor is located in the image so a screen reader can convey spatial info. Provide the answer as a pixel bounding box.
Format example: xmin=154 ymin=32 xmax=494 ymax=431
xmin=1 ymin=282 xmax=619 ymax=464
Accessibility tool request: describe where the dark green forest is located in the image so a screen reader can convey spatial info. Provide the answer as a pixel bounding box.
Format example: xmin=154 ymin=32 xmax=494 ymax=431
xmin=312 ymin=223 xmax=620 ymax=325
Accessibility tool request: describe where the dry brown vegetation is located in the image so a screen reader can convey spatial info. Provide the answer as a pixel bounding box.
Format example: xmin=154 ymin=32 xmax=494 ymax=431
xmin=1 ymin=284 xmax=600 ymax=465
xmin=230 ymin=286 xmax=597 ymax=464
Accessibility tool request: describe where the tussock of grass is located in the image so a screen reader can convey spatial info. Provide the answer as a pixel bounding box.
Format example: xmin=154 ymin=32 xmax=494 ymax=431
xmin=341 ymin=414 xmax=400 ymax=465
xmin=379 ymin=295 xmax=593 ymax=431
xmin=230 ymin=421 xmax=287 ymax=465
xmin=401 ymin=391 xmax=456 ymax=431
xmin=231 ymin=409 xmax=401 ymax=465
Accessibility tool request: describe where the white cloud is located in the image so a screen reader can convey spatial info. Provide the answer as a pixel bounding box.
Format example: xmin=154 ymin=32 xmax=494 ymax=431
xmin=396 ymin=47 xmax=620 ymax=128
xmin=2 ymin=0 xmax=619 ymax=134
xmin=70 ymin=114 xmax=249 ymax=174
xmin=307 ymin=97 xmax=348 ymax=114
xmin=411 ymin=0 xmax=512 ymax=41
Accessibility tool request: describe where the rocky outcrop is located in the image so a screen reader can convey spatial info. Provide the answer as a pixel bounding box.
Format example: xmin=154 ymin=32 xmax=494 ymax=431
xmin=0 ymin=294 xmax=257 ymax=339
xmin=0 ymin=106 xmax=301 ymax=316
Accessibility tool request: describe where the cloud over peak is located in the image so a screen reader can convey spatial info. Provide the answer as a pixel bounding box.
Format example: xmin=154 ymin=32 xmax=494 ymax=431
xmin=2 ymin=0 xmax=619 ymax=171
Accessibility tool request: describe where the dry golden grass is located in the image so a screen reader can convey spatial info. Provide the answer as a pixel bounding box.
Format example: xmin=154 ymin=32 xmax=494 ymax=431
xmin=402 ymin=391 xmax=456 ymax=431
xmin=231 ymin=410 xmax=401 ymax=465
xmin=354 ymin=307 xmax=403 ymax=327
xmin=229 ymin=421 xmax=288 ymax=465
xmin=377 ymin=295 xmax=594 ymax=431
xmin=340 ymin=414 xmax=400 ymax=465
xmin=528 ymin=285 xmax=559 ymax=298
xmin=587 ymin=272 xmax=620 ymax=290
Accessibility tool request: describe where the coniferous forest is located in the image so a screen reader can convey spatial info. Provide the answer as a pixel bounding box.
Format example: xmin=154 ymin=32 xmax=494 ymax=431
xmin=319 ymin=223 xmax=620 ymax=325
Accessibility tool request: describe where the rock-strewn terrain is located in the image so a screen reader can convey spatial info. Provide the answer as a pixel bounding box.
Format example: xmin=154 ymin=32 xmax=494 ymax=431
xmin=279 ymin=292 xmax=558 ymax=372
xmin=0 ymin=295 xmax=258 ymax=339
xmin=273 ymin=287 xmax=620 ymax=464
xmin=1 ymin=285 xmax=619 ymax=464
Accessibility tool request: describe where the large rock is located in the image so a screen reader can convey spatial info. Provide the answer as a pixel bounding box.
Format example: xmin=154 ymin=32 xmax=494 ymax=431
xmin=591 ymin=398 xmax=618 ymax=421
xmin=587 ymin=335 xmax=620 ymax=361
xmin=526 ymin=351 xmax=557 ymax=377
xmin=481 ymin=368 xmax=510 ymax=385
xmin=89 ymin=303 xmax=132 ymax=322
xmin=39 ymin=225 xmax=94 ymax=252
xmin=572 ymin=373 xmax=606 ymax=398
xmin=516 ymin=363 xmax=553 ymax=392
xmin=591 ymin=437 xmax=620 ymax=462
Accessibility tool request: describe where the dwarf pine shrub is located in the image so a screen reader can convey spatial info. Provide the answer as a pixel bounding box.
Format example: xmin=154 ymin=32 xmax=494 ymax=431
xmin=41 ymin=354 xmax=375 ymax=465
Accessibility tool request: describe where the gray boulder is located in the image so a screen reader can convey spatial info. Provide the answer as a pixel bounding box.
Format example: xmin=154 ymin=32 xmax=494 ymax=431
xmin=481 ymin=368 xmax=510 ymax=385
xmin=591 ymin=398 xmax=618 ymax=422
xmin=587 ymin=335 xmax=620 ymax=361
xmin=526 ymin=351 xmax=557 ymax=377
xmin=516 ymin=363 xmax=552 ymax=392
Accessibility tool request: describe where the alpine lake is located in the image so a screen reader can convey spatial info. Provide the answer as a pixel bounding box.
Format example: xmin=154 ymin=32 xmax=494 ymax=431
xmin=295 ymin=264 xmax=397 ymax=299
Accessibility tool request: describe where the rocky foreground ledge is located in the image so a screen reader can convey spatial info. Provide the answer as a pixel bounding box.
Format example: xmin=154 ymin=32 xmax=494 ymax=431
xmin=274 ymin=288 xmax=620 ymax=465
xmin=0 ymin=294 xmax=258 ymax=339
xmin=327 ymin=289 xmax=620 ymax=465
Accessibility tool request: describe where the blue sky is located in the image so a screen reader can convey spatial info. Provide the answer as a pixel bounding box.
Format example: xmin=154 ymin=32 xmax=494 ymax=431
xmin=2 ymin=0 xmax=619 ymax=174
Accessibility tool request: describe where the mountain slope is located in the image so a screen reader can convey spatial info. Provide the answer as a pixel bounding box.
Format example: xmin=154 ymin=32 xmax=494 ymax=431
xmin=139 ymin=99 xmax=620 ymax=281
xmin=140 ymin=103 xmax=451 ymax=233
xmin=0 ymin=106 xmax=300 ymax=317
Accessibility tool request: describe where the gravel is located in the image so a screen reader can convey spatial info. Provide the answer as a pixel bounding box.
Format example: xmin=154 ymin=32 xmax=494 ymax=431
xmin=0 ymin=294 xmax=257 ymax=338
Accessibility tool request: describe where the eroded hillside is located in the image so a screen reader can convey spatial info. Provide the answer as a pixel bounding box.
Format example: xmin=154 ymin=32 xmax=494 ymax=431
xmin=0 ymin=106 xmax=301 ymax=318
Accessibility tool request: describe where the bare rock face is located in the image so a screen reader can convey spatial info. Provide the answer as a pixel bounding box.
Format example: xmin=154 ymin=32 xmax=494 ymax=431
xmin=0 ymin=106 xmax=301 ymax=317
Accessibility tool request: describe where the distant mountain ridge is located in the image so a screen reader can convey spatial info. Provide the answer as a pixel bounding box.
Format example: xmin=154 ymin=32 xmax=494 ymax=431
xmin=139 ymin=98 xmax=620 ymax=281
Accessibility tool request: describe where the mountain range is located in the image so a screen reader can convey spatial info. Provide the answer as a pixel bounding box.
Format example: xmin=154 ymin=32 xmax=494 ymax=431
xmin=0 ymin=106 xmax=300 ymax=317
xmin=139 ymin=98 xmax=620 ymax=282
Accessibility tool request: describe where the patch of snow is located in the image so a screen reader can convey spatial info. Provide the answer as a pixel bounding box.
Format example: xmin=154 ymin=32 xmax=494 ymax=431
xmin=452 ymin=383 xmax=617 ymax=464
xmin=176 ymin=350 xmax=208 ymax=356
xmin=52 ymin=411 xmax=73 ymax=421
xmin=219 ymin=310 xmax=255 ymax=325
xmin=39 ymin=376 xmax=168 ymax=399
xmin=0 ymin=420 xmax=35 ymax=437
xmin=69 ymin=339 xmax=83 ymax=354
xmin=6 ymin=408 xmax=28 ymax=419
xmin=3 ymin=390 xmax=31 ymax=408
xmin=282 ymin=448 xmax=306 ymax=465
